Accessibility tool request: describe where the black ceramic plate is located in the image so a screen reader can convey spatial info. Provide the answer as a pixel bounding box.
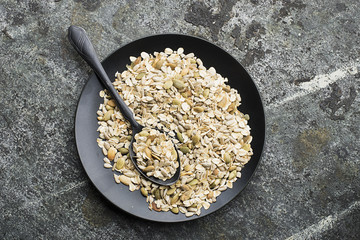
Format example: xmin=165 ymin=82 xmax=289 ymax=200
xmin=75 ymin=34 xmax=265 ymax=222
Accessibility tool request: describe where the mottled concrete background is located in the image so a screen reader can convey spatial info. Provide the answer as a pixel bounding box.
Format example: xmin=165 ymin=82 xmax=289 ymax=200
xmin=1 ymin=0 xmax=359 ymax=239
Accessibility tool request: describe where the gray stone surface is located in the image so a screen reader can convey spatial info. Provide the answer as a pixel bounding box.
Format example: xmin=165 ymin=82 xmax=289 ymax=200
xmin=1 ymin=0 xmax=359 ymax=239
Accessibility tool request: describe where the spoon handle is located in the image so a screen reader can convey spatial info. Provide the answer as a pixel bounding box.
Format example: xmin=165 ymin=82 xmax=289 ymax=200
xmin=68 ymin=25 xmax=141 ymax=130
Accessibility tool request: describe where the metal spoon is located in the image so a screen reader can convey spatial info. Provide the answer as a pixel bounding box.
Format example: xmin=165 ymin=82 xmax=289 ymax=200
xmin=68 ymin=25 xmax=180 ymax=186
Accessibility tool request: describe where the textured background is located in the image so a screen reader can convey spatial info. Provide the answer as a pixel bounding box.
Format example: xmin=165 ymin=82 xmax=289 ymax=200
xmin=1 ymin=0 xmax=359 ymax=239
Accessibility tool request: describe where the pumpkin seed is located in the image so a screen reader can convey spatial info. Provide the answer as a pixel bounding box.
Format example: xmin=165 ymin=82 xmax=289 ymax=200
xmin=143 ymin=166 xmax=155 ymax=172
xmin=166 ymin=188 xmax=176 ymax=195
xmin=172 ymin=79 xmax=186 ymax=90
xmin=107 ymin=147 xmax=117 ymax=161
xmin=140 ymin=187 xmax=148 ymax=197
xmin=181 ymin=185 xmax=190 ymax=191
xmin=155 ymin=59 xmax=165 ymax=69
xmin=176 ymin=132 xmax=184 ymax=143
xmin=229 ymin=170 xmax=237 ymax=180
xmin=171 ymin=207 xmax=179 ymax=214
xmin=179 ymin=146 xmax=190 ymax=154
xmin=155 ymin=189 xmax=161 ymax=200
xmin=171 ymin=192 xmax=180 ymax=204
xmin=210 ymin=179 xmax=221 ymax=188
xmin=115 ymin=157 xmax=125 ymax=170
xmin=193 ymin=106 xmax=204 ymax=113
xmin=119 ymin=148 xmax=129 ymax=155
xmin=136 ymin=72 xmax=146 ymax=80
xmin=223 ymin=152 xmax=231 ymax=164
xmin=188 ymin=179 xmax=198 ymax=186
xmin=242 ymin=143 xmax=251 ymax=151
xmin=228 ymin=165 xmax=237 ymax=171
xmin=104 ymin=110 xmax=113 ymax=121
xmin=163 ymin=80 xmax=173 ymax=89
xmin=192 ymin=134 xmax=200 ymax=145
xmin=172 ymin=99 xmax=181 ymax=105
xmin=107 ymin=99 xmax=116 ymax=107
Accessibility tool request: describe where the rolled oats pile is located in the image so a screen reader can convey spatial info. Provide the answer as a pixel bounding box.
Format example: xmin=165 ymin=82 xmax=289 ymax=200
xmin=133 ymin=127 xmax=178 ymax=181
xmin=96 ymin=47 xmax=253 ymax=217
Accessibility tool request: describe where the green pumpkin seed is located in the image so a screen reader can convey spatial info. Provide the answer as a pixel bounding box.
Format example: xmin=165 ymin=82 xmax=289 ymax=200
xmin=155 ymin=59 xmax=165 ymax=69
xmin=176 ymin=132 xmax=184 ymax=143
xmin=104 ymin=110 xmax=113 ymax=121
xmin=179 ymin=146 xmax=190 ymax=154
xmin=228 ymin=165 xmax=237 ymax=171
xmin=119 ymin=148 xmax=129 ymax=155
xmin=171 ymin=192 xmax=180 ymax=204
xmin=172 ymin=99 xmax=181 ymax=105
xmin=188 ymin=179 xmax=198 ymax=186
xmin=115 ymin=157 xmax=125 ymax=170
xmin=242 ymin=143 xmax=251 ymax=151
xmin=210 ymin=179 xmax=221 ymax=189
xmin=155 ymin=189 xmax=161 ymax=200
xmin=143 ymin=166 xmax=155 ymax=172
xmin=229 ymin=170 xmax=237 ymax=180
xmin=136 ymin=72 xmax=146 ymax=80
xmin=166 ymin=188 xmax=176 ymax=195
xmin=193 ymin=106 xmax=204 ymax=113
xmin=224 ymin=152 xmax=231 ymax=164
xmin=192 ymin=134 xmax=200 ymax=145
xmin=171 ymin=207 xmax=179 ymax=214
xmin=140 ymin=187 xmax=148 ymax=197
xmin=163 ymin=80 xmax=173 ymax=89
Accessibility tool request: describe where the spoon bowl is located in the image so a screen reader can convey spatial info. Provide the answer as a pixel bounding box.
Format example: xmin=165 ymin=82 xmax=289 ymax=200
xmin=68 ymin=25 xmax=181 ymax=186
xmin=129 ymin=128 xmax=181 ymax=186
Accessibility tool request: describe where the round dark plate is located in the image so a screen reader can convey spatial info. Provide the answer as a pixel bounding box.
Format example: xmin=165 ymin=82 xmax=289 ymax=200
xmin=75 ymin=34 xmax=265 ymax=222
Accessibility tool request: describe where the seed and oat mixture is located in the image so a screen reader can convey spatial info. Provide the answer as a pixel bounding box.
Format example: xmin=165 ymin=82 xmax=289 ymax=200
xmin=133 ymin=127 xmax=178 ymax=181
xmin=96 ymin=47 xmax=253 ymax=217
